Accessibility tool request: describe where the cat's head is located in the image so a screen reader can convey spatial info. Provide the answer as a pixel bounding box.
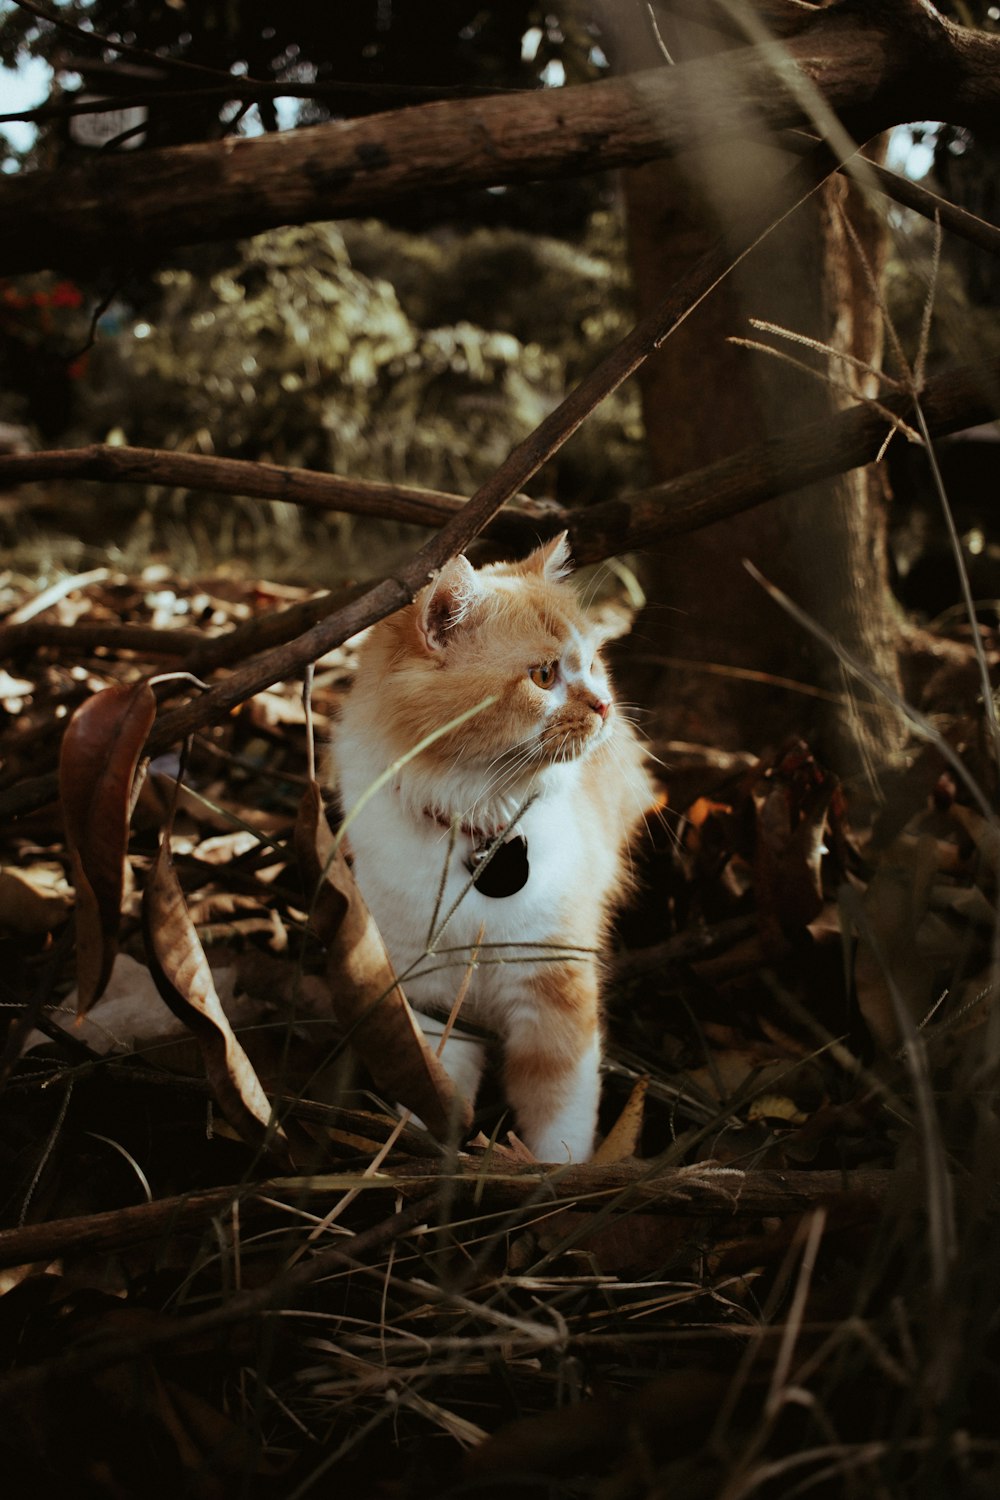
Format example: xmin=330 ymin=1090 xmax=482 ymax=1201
xmin=375 ymin=534 xmax=616 ymax=775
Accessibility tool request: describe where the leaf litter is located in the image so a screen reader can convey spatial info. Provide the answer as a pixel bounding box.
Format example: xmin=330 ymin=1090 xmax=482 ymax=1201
xmin=1 ymin=567 xmax=1000 ymax=1497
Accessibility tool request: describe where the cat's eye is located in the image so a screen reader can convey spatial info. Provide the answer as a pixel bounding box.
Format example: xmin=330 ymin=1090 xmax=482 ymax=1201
xmin=529 ymin=661 xmax=558 ymax=690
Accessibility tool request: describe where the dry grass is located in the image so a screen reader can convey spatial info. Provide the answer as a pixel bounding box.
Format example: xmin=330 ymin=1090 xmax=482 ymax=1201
xmin=0 ymin=555 xmax=999 ymax=1499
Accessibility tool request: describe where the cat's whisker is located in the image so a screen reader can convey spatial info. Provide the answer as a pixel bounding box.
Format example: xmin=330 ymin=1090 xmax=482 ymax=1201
xmin=577 ymin=566 xmax=609 ymax=613
xmin=465 ymin=743 xmax=541 ymax=820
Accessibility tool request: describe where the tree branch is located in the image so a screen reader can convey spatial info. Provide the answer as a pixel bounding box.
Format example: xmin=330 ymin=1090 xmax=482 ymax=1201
xmin=2 ymin=0 xmax=997 ymax=275
xmin=0 ymin=621 xmax=207 ymax=657
xmin=3 ymin=349 xmax=996 ymax=820
xmin=0 ymin=444 xmax=550 ymax=542
xmin=0 ymin=145 xmax=837 ymax=819
xmin=1 ymin=353 xmax=993 ymax=612
xmin=569 ymin=355 xmax=1000 ymax=562
xmin=793 ymin=134 xmax=1000 ymax=259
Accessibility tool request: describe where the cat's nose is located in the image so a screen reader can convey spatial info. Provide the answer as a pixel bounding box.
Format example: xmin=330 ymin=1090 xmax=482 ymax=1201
xmin=590 ymin=697 xmax=610 ymax=721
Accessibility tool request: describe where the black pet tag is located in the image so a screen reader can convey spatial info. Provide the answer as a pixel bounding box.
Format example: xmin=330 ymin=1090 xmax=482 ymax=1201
xmin=467 ymin=835 xmax=530 ymax=898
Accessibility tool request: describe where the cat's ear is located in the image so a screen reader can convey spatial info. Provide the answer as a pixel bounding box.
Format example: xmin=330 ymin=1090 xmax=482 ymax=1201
xmin=417 ymin=555 xmax=482 ymax=652
xmin=524 ymin=531 xmax=572 ymax=582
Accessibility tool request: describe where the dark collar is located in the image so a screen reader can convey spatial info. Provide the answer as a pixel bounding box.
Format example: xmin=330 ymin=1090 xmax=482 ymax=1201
xmin=421 ymin=791 xmax=538 ymax=848
xmin=422 ymin=806 xmax=506 ymax=844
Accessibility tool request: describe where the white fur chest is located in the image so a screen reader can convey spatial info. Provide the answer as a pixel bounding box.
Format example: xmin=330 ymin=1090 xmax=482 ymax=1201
xmin=334 ymin=736 xmax=604 ymax=1028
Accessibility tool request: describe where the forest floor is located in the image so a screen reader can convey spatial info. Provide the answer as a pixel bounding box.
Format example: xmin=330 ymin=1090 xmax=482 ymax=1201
xmin=1 ymin=562 xmax=999 ymax=1500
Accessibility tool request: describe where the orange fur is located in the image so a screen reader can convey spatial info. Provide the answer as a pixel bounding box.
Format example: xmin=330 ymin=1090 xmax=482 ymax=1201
xmin=333 ymin=535 xmax=652 ymax=1161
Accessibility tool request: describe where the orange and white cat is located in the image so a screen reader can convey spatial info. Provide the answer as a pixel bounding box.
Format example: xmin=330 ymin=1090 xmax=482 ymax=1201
xmin=333 ymin=534 xmax=650 ymax=1161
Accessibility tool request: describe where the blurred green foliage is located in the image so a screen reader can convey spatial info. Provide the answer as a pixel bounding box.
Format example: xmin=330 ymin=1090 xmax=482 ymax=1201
xmin=0 ymin=211 xmax=645 ymax=579
xmin=0 ymin=2 xmax=642 ymax=579
xmin=84 ymin=212 xmax=645 ymax=492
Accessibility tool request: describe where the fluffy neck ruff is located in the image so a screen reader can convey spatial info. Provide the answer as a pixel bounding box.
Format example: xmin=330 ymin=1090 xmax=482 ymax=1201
xmin=421 ymin=790 xmax=541 ymax=846
xmin=340 ymin=701 xmax=581 ymax=842
xmin=376 ymin=735 xmax=565 ymax=843
xmin=399 ymin=762 xmax=540 ymax=844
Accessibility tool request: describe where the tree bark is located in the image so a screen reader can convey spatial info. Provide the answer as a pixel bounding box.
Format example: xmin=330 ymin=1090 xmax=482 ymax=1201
xmin=613 ymin=2 xmax=912 ymax=778
xmin=1 ymin=0 xmax=998 ymax=275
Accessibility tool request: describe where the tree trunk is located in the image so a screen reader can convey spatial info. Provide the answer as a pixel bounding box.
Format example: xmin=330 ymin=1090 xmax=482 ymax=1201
xmin=613 ymin=5 xmax=906 ymax=784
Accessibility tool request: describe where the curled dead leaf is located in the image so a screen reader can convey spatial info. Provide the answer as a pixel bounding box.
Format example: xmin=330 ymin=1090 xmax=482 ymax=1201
xmin=852 ymin=835 xmax=940 ymax=1051
xmin=746 ymin=1093 xmax=808 ymax=1125
xmin=59 ymin=679 xmax=156 ymax=1014
xmin=0 ymin=865 xmax=73 ymax=935
xmin=593 ymin=1074 xmax=648 ymax=1163
xmin=753 ymin=743 xmax=837 ymax=944
xmin=142 ymin=835 xmax=287 ymax=1157
xmin=296 ymin=781 xmax=472 ymax=1142
xmin=464 ymin=1368 xmax=731 ymax=1481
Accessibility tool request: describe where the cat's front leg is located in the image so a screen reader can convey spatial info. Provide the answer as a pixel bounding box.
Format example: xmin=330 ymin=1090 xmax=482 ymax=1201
xmin=413 ymin=1011 xmax=487 ymax=1109
xmin=502 ymin=966 xmax=601 ymax=1163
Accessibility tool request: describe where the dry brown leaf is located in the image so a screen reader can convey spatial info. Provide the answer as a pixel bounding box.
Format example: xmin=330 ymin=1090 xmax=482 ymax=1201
xmin=296 ymin=780 xmax=472 ymax=1142
xmin=593 ymin=1074 xmax=648 ymax=1163
xmin=189 ymin=830 xmax=262 ymax=864
xmin=146 ymin=773 xmax=289 ymax=837
xmin=466 ymin=1130 xmax=536 ymax=1164
xmin=685 ymin=1052 xmax=823 ymax=1116
xmin=499 ymin=1130 xmax=539 ymax=1163
xmin=949 ymin=803 xmax=1000 ymax=868
xmin=753 ymin=747 xmax=836 ymax=944
xmin=930 ymin=883 xmax=995 ymax=927
xmin=0 ymin=865 xmax=72 ymax=935
xmin=245 ymin=689 xmax=309 ymax=728
xmin=23 ymin=950 xmax=251 ymax=1060
xmin=746 ymin=1093 xmax=808 ymax=1125
xmin=142 ymin=835 xmax=287 ymax=1156
xmin=464 ymin=1369 xmax=731 ymax=1480
xmin=59 ymin=678 xmax=156 ymax=1014
xmin=0 ymin=669 xmax=33 ymax=710
xmin=853 ymin=835 xmax=939 ymax=1050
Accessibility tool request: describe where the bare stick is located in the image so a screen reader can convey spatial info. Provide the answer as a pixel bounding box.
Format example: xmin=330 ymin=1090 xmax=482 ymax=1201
xmin=0 ymin=1192 xmax=437 ymax=1401
xmin=0 ymin=621 xmax=207 ymax=657
xmin=780 ymin=131 xmax=1000 ymax=259
xmin=0 ymin=1161 xmax=891 ymax=1270
xmin=0 ymin=445 xmax=548 ymax=538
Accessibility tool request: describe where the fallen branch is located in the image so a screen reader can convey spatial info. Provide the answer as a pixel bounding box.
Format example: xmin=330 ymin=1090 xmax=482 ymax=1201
xmin=0 ymin=621 xmax=207 ymax=658
xmin=2 ymin=0 xmax=998 ymax=275
xmin=0 ymin=1160 xmax=891 ymax=1269
xmin=0 ymin=1192 xmax=437 ymax=1403
xmin=0 ymin=1157 xmax=891 ymax=1405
